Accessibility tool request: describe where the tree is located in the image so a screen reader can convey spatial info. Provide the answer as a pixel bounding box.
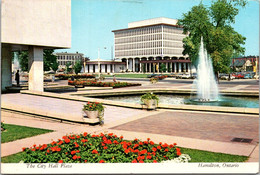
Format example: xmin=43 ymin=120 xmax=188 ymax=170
xmin=51 ymin=61 xmax=59 ymax=73
xmin=17 ymin=49 xmax=58 ymax=72
xmin=177 ymin=0 xmax=247 ymax=77
xmin=65 ymin=61 xmax=72 ymax=73
xmin=43 ymin=49 xmax=57 ymax=71
xmin=18 ymin=51 xmax=29 ymax=71
xmin=159 ymin=63 xmax=167 ymax=73
xmin=74 ymin=60 xmax=83 ymax=74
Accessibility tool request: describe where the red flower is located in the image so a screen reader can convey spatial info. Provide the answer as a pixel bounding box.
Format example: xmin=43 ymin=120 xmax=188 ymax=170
xmin=83 ymin=132 xmax=88 ymax=137
xmin=143 ymin=141 xmax=148 ymax=144
xmin=157 ymin=146 xmax=161 ymax=150
xmin=33 ymin=144 xmax=36 ymax=147
xmin=152 ymin=147 xmax=157 ymax=152
xmin=139 ymin=142 xmax=143 ymax=145
xmin=95 ymin=102 xmax=99 ymax=104
xmin=124 ymin=149 xmax=130 ymax=154
xmin=140 ymin=149 xmax=147 ymax=155
xmin=120 ymin=136 xmax=124 ymax=139
xmin=65 ymin=139 xmax=70 ymax=143
xmin=104 ymin=146 xmax=108 ymax=150
xmin=92 ymin=150 xmax=98 ymax=154
xmin=71 ymin=151 xmax=76 ymax=155
xmin=113 ymin=140 xmax=119 ymax=144
xmin=147 ymin=138 xmax=151 ymax=141
xmin=22 ymin=147 xmax=26 ymax=151
xmin=174 ymin=143 xmax=177 ymax=146
xmin=176 ymin=148 xmax=180 ymax=152
xmin=153 ymin=160 xmax=157 ymax=163
xmin=58 ymin=160 xmax=63 ymax=163
xmin=177 ymin=152 xmax=181 ymax=156
xmin=150 ymin=141 xmax=154 ymax=145
xmin=99 ymin=160 xmax=105 ymax=163
xmin=31 ymin=149 xmax=36 ymax=151
xmin=81 ymin=139 xmax=85 ymax=143
xmin=147 ymin=155 xmax=152 ymax=159
xmin=108 ymin=133 xmax=113 ymax=136
xmin=72 ymin=155 xmax=78 ymax=160
xmin=164 ymin=149 xmax=169 ymax=152
xmin=47 ymin=149 xmax=50 ymax=153
xmin=133 ymin=144 xmax=139 ymax=148
xmin=132 ymin=159 xmax=137 ymax=163
xmin=84 ymin=160 xmax=88 ymax=163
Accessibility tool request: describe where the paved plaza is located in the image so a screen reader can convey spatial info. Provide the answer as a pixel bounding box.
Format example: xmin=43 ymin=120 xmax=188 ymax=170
xmin=1 ymin=78 xmax=259 ymax=162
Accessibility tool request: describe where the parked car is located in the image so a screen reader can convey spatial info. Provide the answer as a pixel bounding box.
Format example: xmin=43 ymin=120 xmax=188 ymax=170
xmin=176 ymin=73 xmax=184 ymax=79
xmin=244 ymin=74 xmax=253 ymax=79
xmin=191 ymin=73 xmax=197 ymax=79
xmin=181 ymin=73 xmax=191 ymax=79
xmin=147 ymin=74 xmax=159 ymax=78
xmin=220 ymin=74 xmax=235 ymax=80
xmin=233 ymin=73 xmax=244 ymax=79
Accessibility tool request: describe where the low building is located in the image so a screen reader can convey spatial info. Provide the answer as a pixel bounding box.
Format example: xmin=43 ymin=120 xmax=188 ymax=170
xmin=85 ymin=60 xmax=126 ymax=73
xmin=54 ymin=52 xmax=88 ymax=70
xmin=112 ymin=17 xmax=192 ymax=73
xmin=231 ymin=56 xmax=259 ymax=72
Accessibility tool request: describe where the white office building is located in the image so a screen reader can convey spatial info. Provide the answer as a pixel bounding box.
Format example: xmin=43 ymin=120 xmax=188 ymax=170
xmin=112 ymin=17 xmax=192 ymax=73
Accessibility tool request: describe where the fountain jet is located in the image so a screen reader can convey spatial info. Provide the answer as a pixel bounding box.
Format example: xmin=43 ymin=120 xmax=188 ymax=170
xmin=193 ymin=37 xmax=219 ymax=102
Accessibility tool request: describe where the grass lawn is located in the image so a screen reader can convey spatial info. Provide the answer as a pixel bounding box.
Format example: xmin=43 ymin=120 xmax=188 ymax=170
xmin=1 ymin=147 xmax=247 ymax=163
xmin=1 ymin=124 xmax=53 ymax=143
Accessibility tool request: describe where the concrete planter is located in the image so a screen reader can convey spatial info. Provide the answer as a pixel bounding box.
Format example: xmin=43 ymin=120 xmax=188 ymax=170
xmin=83 ymin=110 xmax=99 ymax=119
xmin=144 ymin=99 xmax=157 ymax=110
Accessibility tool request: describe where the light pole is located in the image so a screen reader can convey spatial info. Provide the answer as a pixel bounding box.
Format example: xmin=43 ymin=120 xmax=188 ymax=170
xmin=98 ymin=47 xmax=107 ymax=79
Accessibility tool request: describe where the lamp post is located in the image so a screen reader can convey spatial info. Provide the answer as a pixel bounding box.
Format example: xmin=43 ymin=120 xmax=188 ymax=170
xmin=98 ymin=47 xmax=107 ymax=79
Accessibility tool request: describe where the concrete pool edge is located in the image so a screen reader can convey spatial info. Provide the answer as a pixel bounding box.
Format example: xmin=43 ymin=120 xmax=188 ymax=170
xmin=20 ymin=90 xmax=259 ymax=115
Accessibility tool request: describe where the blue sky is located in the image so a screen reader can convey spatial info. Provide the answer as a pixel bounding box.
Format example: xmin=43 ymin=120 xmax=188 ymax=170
xmin=58 ymin=0 xmax=259 ymax=60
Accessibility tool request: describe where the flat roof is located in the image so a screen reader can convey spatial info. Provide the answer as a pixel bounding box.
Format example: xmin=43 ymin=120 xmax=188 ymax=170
xmin=112 ymin=23 xmax=183 ymax=33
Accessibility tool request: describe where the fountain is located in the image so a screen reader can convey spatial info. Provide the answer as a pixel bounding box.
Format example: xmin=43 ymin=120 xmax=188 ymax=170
xmin=192 ymin=37 xmax=219 ymax=102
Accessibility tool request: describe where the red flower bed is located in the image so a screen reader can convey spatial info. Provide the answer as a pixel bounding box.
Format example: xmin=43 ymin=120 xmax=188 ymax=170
xmin=22 ymin=132 xmax=182 ymax=163
xmin=56 ymin=74 xmax=95 ymax=80
xmin=68 ymin=80 xmax=141 ymax=88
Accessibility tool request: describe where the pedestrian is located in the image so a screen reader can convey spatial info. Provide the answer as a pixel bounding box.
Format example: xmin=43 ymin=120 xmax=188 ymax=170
xmin=15 ymin=70 xmax=20 ymax=86
xmin=113 ymin=75 xmax=116 ymax=82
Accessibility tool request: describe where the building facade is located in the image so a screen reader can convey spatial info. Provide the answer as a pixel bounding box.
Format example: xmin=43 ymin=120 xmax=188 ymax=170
xmin=112 ymin=17 xmax=191 ymax=73
xmin=231 ymin=56 xmax=259 ymax=72
xmin=55 ymin=52 xmax=86 ymax=69
xmin=85 ymin=60 xmax=126 ymax=73
xmin=1 ymin=0 xmax=71 ymax=92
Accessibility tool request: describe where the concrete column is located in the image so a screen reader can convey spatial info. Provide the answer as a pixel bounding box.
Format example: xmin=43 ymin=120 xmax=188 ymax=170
xmin=166 ymin=62 xmax=168 ymax=73
xmin=126 ymin=59 xmax=129 ymax=71
xmin=139 ymin=61 xmax=141 ymax=73
xmin=28 ymin=46 xmax=44 ymax=92
xmin=1 ymin=45 xmax=12 ymax=91
xmin=174 ymin=63 xmax=177 ymax=73
xmin=183 ymin=63 xmax=186 ymax=73
xmin=133 ymin=59 xmax=135 ymax=72
xmin=112 ymin=64 xmax=115 ymax=73
xmin=145 ymin=63 xmax=148 ymax=72
xmin=178 ymin=63 xmax=181 ymax=73
xmin=149 ymin=63 xmax=152 ymax=72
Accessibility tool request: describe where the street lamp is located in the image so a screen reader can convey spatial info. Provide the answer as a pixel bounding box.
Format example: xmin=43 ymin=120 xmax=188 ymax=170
xmin=98 ymin=47 xmax=107 ymax=79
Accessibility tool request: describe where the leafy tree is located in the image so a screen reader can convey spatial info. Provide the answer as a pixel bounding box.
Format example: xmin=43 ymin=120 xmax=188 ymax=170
xmin=17 ymin=49 xmax=58 ymax=72
xmin=43 ymin=49 xmax=57 ymax=71
xmin=159 ymin=63 xmax=167 ymax=72
xmin=51 ymin=61 xmax=59 ymax=73
xmin=18 ymin=51 xmax=29 ymax=71
xmin=74 ymin=60 xmax=83 ymax=74
xmin=65 ymin=61 xmax=72 ymax=73
xmin=178 ymin=0 xmax=247 ymax=77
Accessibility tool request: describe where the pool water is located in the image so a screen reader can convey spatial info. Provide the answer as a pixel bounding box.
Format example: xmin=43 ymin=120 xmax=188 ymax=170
xmin=93 ymin=94 xmax=259 ymax=108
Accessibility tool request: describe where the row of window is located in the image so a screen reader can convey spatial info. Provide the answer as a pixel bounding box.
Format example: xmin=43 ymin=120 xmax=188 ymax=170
xmin=163 ymin=48 xmax=183 ymax=55
xmin=115 ymin=34 xmax=163 ymax=44
xmin=115 ymin=41 xmax=162 ymax=50
xmin=164 ymin=26 xmax=183 ymax=34
xmin=115 ymin=41 xmax=183 ymax=51
xmin=57 ymin=55 xmax=82 ymax=60
xmin=115 ymin=33 xmax=185 ymax=44
xmin=58 ymin=60 xmax=76 ymax=66
xmin=114 ymin=26 xmax=162 ymax=38
xmin=115 ymin=48 xmax=163 ymax=57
